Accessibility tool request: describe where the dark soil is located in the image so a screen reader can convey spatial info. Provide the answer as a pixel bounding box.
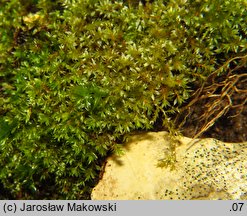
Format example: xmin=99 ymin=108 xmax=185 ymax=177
xmin=173 ymin=70 xmax=247 ymax=143
xmin=176 ymin=97 xmax=247 ymax=143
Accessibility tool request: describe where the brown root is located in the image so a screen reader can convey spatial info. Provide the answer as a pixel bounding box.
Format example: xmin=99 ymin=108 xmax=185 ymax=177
xmin=175 ymin=54 xmax=247 ymax=150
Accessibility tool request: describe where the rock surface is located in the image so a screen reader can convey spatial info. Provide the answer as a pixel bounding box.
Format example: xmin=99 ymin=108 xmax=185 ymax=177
xmin=91 ymin=131 xmax=247 ymax=200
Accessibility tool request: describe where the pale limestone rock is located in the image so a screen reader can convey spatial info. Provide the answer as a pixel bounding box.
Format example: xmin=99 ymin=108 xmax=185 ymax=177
xmin=91 ymin=131 xmax=247 ymax=200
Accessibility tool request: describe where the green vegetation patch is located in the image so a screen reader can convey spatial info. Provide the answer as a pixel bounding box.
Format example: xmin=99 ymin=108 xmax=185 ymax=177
xmin=0 ymin=0 xmax=246 ymax=199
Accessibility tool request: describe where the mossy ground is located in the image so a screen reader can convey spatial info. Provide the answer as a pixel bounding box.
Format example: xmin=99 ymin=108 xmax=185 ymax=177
xmin=0 ymin=0 xmax=246 ymax=199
